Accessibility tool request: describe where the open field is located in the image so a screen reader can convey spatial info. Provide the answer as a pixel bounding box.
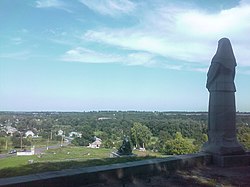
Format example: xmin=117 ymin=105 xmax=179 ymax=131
xmin=0 ymin=146 xmax=163 ymax=178
xmin=0 ymin=136 xmax=61 ymax=154
xmin=31 ymin=137 xmax=60 ymax=148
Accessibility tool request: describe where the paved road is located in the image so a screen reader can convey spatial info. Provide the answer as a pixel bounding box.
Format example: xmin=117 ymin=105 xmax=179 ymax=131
xmin=35 ymin=142 xmax=70 ymax=154
xmin=0 ymin=153 xmax=16 ymax=159
xmin=0 ymin=141 xmax=70 ymax=159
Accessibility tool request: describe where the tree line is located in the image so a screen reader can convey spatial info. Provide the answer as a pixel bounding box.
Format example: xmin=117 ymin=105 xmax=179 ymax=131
xmin=0 ymin=111 xmax=250 ymax=154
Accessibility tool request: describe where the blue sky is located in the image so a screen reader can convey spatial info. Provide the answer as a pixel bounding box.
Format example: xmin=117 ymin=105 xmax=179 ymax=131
xmin=0 ymin=0 xmax=250 ymax=112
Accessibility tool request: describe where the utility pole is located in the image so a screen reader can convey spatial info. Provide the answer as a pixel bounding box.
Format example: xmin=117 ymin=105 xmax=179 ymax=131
xmin=47 ymin=133 xmax=49 ymax=150
xmin=20 ymin=133 xmax=23 ymax=150
xmin=60 ymin=134 xmax=63 ymax=147
xmin=5 ymin=138 xmax=8 ymax=150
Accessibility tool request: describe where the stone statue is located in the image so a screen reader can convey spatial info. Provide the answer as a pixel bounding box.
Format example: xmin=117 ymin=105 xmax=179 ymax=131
xmin=203 ymin=38 xmax=245 ymax=155
xmin=117 ymin=136 xmax=132 ymax=155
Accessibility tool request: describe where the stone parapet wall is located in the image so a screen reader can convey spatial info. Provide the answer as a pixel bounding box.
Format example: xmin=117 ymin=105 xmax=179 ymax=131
xmin=0 ymin=153 xmax=212 ymax=187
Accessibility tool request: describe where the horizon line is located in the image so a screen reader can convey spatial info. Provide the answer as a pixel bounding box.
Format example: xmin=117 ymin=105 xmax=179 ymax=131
xmin=1 ymin=110 xmax=207 ymax=112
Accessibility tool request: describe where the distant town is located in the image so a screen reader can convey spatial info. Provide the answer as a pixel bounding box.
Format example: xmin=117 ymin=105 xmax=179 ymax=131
xmin=1 ymin=111 xmax=249 ymax=155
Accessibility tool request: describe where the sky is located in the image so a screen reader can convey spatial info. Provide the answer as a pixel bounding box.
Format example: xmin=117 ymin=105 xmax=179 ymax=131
xmin=0 ymin=0 xmax=250 ymax=112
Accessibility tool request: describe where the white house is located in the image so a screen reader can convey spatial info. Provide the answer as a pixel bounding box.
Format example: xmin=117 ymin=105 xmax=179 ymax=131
xmin=58 ymin=129 xmax=63 ymax=136
xmin=6 ymin=126 xmax=18 ymax=136
xmin=25 ymin=130 xmax=35 ymax=138
xmin=69 ymin=131 xmax=82 ymax=138
xmin=87 ymin=136 xmax=102 ymax=148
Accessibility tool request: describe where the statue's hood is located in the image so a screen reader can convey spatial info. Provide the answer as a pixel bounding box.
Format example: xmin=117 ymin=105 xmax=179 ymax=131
xmin=211 ymin=38 xmax=237 ymax=70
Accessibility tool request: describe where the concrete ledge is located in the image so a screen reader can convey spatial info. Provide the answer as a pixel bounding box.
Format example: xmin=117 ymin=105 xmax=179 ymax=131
xmin=213 ymin=152 xmax=250 ymax=167
xmin=0 ymin=153 xmax=212 ymax=187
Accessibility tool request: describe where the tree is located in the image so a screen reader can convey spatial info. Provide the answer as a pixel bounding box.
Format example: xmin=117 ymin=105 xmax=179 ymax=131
xmin=11 ymin=136 xmax=31 ymax=148
xmin=193 ymin=133 xmax=208 ymax=151
xmin=162 ymin=132 xmax=196 ymax=155
xmin=102 ymin=139 xmax=114 ymax=149
xmin=71 ymin=128 xmax=94 ymax=146
xmin=147 ymin=137 xmax=159 ymax=151
xmin=0 ymin=138 xmax=5 ymax=153
xmin=237 ymin=125 xmax=250 ymax=149
xmin=71 ymin=137 xmax=90 ymax=146
xmin=131 ymin=122 xmax=152 ymax=149
xmin=0 ymin=131 xmax=7 ymax=137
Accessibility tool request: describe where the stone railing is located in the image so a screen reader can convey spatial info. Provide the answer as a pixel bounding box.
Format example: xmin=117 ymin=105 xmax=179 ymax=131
xmin=0 ymin=153 xmax=211 ymax=187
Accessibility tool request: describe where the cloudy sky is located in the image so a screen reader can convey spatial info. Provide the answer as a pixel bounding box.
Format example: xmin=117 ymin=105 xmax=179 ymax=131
xmin=0 ymin=0 xmax=249 ymax=112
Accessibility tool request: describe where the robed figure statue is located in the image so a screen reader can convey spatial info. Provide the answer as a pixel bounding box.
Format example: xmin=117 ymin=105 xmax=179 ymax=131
xmin=117 ymin=136 xmax=132 ymax=156
xmin=203 ymin=38 xmax=245 ymax=155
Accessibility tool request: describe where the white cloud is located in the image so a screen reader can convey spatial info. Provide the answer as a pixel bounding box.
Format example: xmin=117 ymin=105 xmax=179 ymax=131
xmin=11 ymin=37 xmax=23 ymax=45
xmin=61 ymin=47 xmax=157 ymax=67
xmin=35 ymin=0 xmax=72 ymax=12
xmin=61 ymin=47 xmax=121 ymax=63
xmin=84 ymin=29 xmax=213 ymax=65
xmin=79 ymin=0 xmax=136 ymax=16
xmin=126 ymin=52 xmax=155 ymax=66
xmin=80 ymin=0 xmax=250 ymax=70
xmin=36 ymin=0 xmax=62 ymax=8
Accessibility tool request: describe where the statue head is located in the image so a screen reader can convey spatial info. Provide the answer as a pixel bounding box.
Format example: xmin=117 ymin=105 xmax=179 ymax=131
xmin=212 ymin=37 xmax=237 ymax=70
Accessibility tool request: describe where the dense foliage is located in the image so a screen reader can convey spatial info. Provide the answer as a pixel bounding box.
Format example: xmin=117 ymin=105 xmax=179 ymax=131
xmin=0 ymin=111 xmax=250 ymax=154
xmin=161 ymin=132 xmax=196 ymax=155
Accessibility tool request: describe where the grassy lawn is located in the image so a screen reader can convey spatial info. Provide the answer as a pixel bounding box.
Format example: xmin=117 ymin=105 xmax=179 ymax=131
xmin=0 ymin=146 xmax=163 ymax=178
xmin=0 ymin=137 xmax=60 ymax=154
xmin=31 ymin=137 xmax=60 ymax=148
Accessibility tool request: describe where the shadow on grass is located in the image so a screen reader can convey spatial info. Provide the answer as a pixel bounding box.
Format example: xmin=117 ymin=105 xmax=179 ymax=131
xmin=0 ymin=156 xmax=156 ymax=178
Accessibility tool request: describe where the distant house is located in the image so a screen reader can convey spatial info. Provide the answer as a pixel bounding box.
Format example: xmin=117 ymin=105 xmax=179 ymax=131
xmin=25 ymin=130 xmax=35 ymax=138
xmin=87 ymin=136 xmax=102 ymax=148
xmin=58 ymin=130 xmax=63 ymax=136
xmin=97 ymin=117 xmax=112 ymax=121
xmin=69 ymin=131 xmax=82 ymax=138
xmin=6 ymin=126 xmax=18 ymax=136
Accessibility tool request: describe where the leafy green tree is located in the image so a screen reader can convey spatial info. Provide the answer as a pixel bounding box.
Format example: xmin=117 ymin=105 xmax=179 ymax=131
xmin=71 ymin=137 xmax=91 ymax=146
xmin=102 ymin=139 xmax=114 ymax=149
xmin=0 ymin=131 xmax=6 ymax=137
xmin=0 ymin=138 xmax=6 ymax=153
xmin=71 ymin=129 xmax=94 ymax=146
xmin=131 ymin=122 xmax=152 ymax=149
xmin=193 ymin=133 xmax=208 ymax=151
xmin=237 ymin=125 xmax=250 ymax=149
xmin=238 ymin=133 xmax=250 ymax=149
xmin=147 ymin=137 xmax=159 ymax=151
xmin=158 ymin=130 xmax=172 ymax=142
xmin=162 ymin=132 xmax=196 ymax=155
xmin=11 ymin=136 xmax=31 ymax=148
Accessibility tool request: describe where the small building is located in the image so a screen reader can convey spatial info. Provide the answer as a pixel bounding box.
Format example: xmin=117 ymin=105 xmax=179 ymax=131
xmin=58 ymin=130 xmax=63 ymax=136
xmin=25 ymin=130 xmax=35 ymax=138
xmin=87 ymin=136 xmax=102 ymax=148
xmin=69 ymin=131 xmax=82 ymax=138
xmin=6 ymin=126 xmax=18 ymax=136
xmin=17 ymin=146 xmax=35 ymax=156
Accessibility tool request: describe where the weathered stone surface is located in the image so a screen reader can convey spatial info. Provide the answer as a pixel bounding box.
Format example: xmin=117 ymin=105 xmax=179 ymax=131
xmin=213 ymin=154 xmax=250 ymax=167
xmin=0 ymin=153 xmax=211 ymax=187
xmin=202 ymin=38 xmax=245 ymax=156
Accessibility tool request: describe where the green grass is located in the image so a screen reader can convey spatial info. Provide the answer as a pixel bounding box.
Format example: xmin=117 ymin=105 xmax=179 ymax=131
xmin=1 ymin=137 xmax=59 ymax=153
xmin=31 ymin=137 xmax=60 ymax=148
xmin=0 ymin=155 xmax=36 ymax=169
xmin=37 ymin=146 xmax=113 ymax=162
xmin=0 ymin=146 xmax=163 ymax=178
